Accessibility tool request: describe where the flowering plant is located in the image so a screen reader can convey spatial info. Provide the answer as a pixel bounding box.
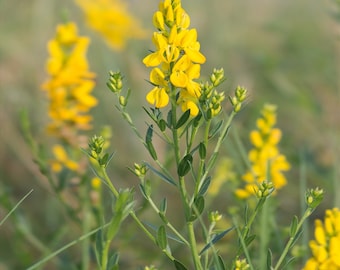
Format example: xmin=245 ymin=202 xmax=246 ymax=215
xmin=6 ymin=0 xmax=338 ymax=269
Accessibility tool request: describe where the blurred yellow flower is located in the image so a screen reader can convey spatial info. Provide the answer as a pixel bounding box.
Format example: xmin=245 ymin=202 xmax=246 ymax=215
xmin=74 ymin=0 xmax=147 ymax=51
xmin=235 ymin=104 xmax=290 ymax=199
xmin=303 ymin=208 xmax=340 ymax=269
xmin=51 ymin=144 xmax=79 ymax=172
xmin=143 ymin=0 xmax=205 ymax=116
xmin=42 ymin=22 xmax=97 ymax=138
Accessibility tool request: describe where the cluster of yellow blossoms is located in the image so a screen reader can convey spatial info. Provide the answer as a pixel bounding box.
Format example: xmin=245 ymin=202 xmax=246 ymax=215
xmin=143 ymin=0 xmax=206 ymax=116
xmin=235 ymin=104 xmax=290 ymax=199
xmin=303 ymin=208 xmax=340 ymax=269
xmin=42 ymin=22 xmax=97 ymax=172
xmin=75 ymin=0 xmax=147 ymax=51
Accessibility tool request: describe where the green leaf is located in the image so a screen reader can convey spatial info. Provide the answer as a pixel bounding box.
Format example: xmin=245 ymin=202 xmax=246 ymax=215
xmin=157 ymin=225 xmax=168 ymax=250
xmin=218 ymin=255 xmax=226 ymax=270
xmin=158 ymin=119 xmax=167 ymax=132
xmin=107 ymin=252 xmax=119 ymax=270
xmin=100 ymin=152 xmax=115 ymax=167
xmin=145 ymin=125 xmax=158 ymax=160
xmin=167 ymin=110 xmax=173 ymax=128
xmin=160 ymin=198 xmax=167 ymax=213
xmin=209 ymin=120 xmax=223 ymax=139
xmin=290 ymin=215 xmax=298 ymax=237
xmin=144 ymin=162 xmax=177 ymax=186
xmin=291 ymin=228 xmax=303 ymax=248
xmin=198 ymin=177 xmax=211 ymax=196
xmin=95 ymin=229 xmax=104 ymax=265
xmin=266 ymin=249 xmax=272 ymax=270
xmin=244 ymin=234 xmax=256 ymax=247
xmin=175 ymin=109 xmax=191 ymax=129
xmin=144 ymin=222 xmax=185 ymax=244
xmin=199 ymin=142 xmax=206 ymax=159
xmin=139 ymin=180 xmax=152 ymax=199
xmin=193 ymin=112 xmax=202 ymax=127
xmin=177 ymin=154 xmax=193 ymax=177
xmin=189 ymin=196 xmax=205 ymax=221
xmin=199 ymin=227 xmax=234 ymax=255
xmin=174 ymin=260 xmax=188 ymax=270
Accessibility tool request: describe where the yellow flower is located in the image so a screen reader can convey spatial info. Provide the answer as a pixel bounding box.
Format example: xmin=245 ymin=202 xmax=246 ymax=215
xmin=51 ymin=144 xmax=79 ymax=172
xmin=146 ymin=68 xmax=169 ymax=108
xmin=235 ymin=104 xmax=290 ymax=199
xmin=177 ymin=90 xmax=199 ymax=116
xmin=42 ymin=22 xmax=97 ymax=138
xmin=74 ymin=0 xmax=147 ymax=51
xmin=303 ymin=208 xmax=340 ymax=269
xmin=143 ymin=0 xmax=205 ymax=114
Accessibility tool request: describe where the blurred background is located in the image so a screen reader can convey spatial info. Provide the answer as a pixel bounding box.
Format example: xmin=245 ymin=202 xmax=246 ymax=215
xmin=1 ymin=0 xmax=340 ymax=269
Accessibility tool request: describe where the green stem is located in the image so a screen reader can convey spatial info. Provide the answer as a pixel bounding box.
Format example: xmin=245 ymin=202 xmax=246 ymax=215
xmin=81 ymin=179 xmax=91 ymax=270
xmin=198 ymin=110 xmax=237 ymax=193
xmin=170 ymin=97 xmax=202 ymax=270
xmin=147 ymin=196 xmax=189 ymax=246
xmin=259 ymin=199 xmax=270 ymax=270
xmin=100 ymin=165 xmax=174 ymax=261
xmin=187 ymin=221 xmax=203 ymax=270
xmin=0 ymin=189 xmax=33 ymax=226
xmin=273 ymin=208 xmax=313 ymax=270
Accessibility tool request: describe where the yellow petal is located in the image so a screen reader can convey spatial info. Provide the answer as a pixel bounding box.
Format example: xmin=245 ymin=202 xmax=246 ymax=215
xmin=146 ymin=87 xmax=169 ymax=108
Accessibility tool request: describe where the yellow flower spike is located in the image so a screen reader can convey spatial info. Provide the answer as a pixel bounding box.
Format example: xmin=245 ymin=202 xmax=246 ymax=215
xmin=304 ymin=208 xmax=340 ymax=269
xmin=75 ymin=0 xmax=147 ymax=51
xmin=144 ymin=0 xmax=205 ymax=113
xmin=146 ymin=87 xmax=169 ymax=108
xmin=43 ymin=22 xmax=97 ymax=138
xmin=236 ymin=104 xmax=290 ymax=199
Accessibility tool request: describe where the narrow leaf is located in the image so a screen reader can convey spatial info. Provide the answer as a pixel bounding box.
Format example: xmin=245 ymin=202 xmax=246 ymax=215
xmin=266 ymin=249 xmax=272 ymax=270
xmin=167 ymin=110 xmax=173 ymax=128
xmin=177 ymin=154 xmax=193 ymax=177
xmin=199 ymin=142 xmax=206 ymax=159
xmin=144 ymin=162 xmax=177 ymax=186
xmin=290 ymin=215 xmax=298 ymax=237
xmin=198 ymin=177 xmax=211 ymax=196
xmin=160 ymin=198 xmax=167 ymax=213
xmin=175 ymin=109 xmax=191 ymax=129
xmin=146 ymin=141 xmax=158 ymax=161
xmin=95 ymin=229 xmax=103 ymax=265
xmin=189 ymin=196 xmax=205 ymax=221
xmin=157 ymin=225 xmax=168 ymax=250
xmin=146 ymin=125 xmax=154 ymax=143
xmin=158 ymin=119 xmax=167 ymax=132
xmin=144 ymin=222 xmax=185 ymax=244
xmin=209 ymin=120 xmax=223 ymax=139
xmin=200 ymin=227 xmax=234 ymax=255
xmin=174 ymin=260 xmax=188 ymax=270
xmin=107 ymin=252 xmax=119 ymax=270
xmin=218 ymin=255 xmax=226 ymax=270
